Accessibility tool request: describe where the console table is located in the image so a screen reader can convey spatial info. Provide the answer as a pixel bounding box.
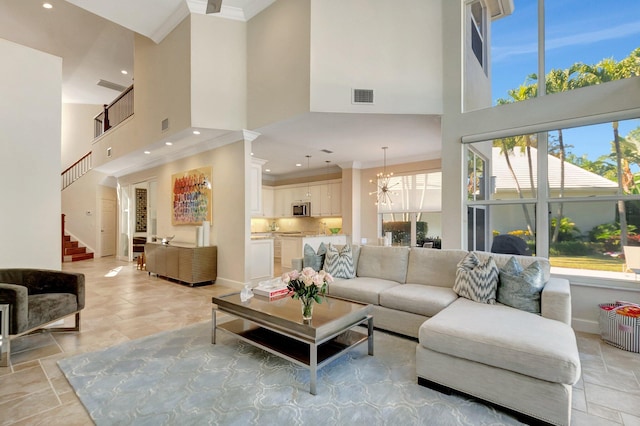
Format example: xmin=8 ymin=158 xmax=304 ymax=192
xmin=145 ymin=242 xmax=217 ymax=286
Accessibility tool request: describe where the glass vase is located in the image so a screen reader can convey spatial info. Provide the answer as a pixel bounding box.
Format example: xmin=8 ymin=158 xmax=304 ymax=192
xmin=300 ymin=297 xmax=314 ymax=321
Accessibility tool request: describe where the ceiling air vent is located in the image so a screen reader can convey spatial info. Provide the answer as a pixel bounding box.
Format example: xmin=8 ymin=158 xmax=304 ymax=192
xmin=352 ymin=89 xmax=374 ymax=104
xmin=96 ymin=79 xmax=127 ymax=92
xmin=320 ymin=149 xmax=333 ymax=154
xmin=161 ymin=118 xmax=169 ymax=132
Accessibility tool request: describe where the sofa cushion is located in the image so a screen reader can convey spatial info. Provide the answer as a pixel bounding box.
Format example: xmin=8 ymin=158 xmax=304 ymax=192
xmin=304 ymin=243 xmax=326 ymax=272
xmin=379 ymin=284 xmax=458 ymax=317
xmin=453 ymin=252 xmax=498 ymax=304
xmin=328 ymin=277 xmax=400 ymax=305
xmin=419 ymin=298 xmax=581 ymax=385
xmin=324 ymin=244 xmax=356 ymax=279
xmin=406 ymin=248 xmax=468 ymax=288
xmin=357 ymin=246 xmax=410 ymax=283
xmin=498 ymin=257 xmax=545 ymax=314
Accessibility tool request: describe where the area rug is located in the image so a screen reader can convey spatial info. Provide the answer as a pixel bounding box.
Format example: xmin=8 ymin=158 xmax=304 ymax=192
xmin=58 ymin=322 xmax=522 ymax=425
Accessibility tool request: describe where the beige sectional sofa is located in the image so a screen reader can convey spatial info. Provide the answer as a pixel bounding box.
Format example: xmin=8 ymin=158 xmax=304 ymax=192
xmin=326 ymin=245 xmax=581 ymax=426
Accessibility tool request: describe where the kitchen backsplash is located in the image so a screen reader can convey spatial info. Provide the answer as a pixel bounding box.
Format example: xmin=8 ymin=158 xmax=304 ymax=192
xmin=251 ymin=217 xmax=343 ymax=234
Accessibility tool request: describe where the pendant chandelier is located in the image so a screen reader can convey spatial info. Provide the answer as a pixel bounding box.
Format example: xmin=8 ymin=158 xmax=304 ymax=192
xmin=369 ymin=146 xmax=398 ymax=206
xmin=305 ymin=155 xmax=312 ymax=198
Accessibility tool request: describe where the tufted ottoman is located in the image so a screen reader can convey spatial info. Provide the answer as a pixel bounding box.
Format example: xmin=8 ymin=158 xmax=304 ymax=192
xmin=416 ymin=297 xmax=581 ymax=426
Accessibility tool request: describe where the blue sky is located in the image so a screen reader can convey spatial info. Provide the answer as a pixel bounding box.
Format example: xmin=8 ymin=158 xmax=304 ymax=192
xmin=490 ymin=0 xmax=640 ymax=161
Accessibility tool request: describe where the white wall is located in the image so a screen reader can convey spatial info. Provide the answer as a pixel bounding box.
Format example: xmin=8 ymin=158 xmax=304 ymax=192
xmin=62 ymin=103 xmax=102 ymax=170
xmin=310 ymin=0 xmax=442 ymax=114
xmin=191 ymin=14 xmax=247 ymax=130
xmin=247 ymin=0 xmax=311 ymax=129
xmin=0 ymin=39 xmax=62 ymax=269
xmin=117 ymin=140 xmax=248 ymax=287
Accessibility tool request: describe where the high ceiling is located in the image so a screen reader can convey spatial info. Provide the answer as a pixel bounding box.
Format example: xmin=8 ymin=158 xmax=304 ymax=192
xmin=1 ymin=0 xmax=440 ymax=179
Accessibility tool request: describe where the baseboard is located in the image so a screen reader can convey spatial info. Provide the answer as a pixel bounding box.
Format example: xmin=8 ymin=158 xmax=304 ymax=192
xmin=572 ymin=318 xmax=599 ymax=334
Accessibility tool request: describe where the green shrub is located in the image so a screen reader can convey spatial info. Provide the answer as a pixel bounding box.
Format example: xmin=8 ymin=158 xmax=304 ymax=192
xmin=549 ymin=241 xmax=595 ymax=256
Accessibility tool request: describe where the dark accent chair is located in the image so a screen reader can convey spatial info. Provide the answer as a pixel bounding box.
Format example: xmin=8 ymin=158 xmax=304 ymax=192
xmin=0 ymin=269 xmax=85 ymax=367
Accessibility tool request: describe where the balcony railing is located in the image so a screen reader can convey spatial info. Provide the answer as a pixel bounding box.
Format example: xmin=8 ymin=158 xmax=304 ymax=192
xmin=94 ymin=84 xmax=134 ymax=138
xmin=61 ymin=152 xmax=91 ymax=190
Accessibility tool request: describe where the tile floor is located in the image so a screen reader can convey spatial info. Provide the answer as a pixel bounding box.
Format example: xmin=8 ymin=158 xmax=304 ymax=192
xmin=0 ymin=257 xmax=639 ymax=425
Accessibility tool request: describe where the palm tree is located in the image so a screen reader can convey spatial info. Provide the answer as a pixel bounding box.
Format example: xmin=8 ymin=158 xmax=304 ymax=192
xmin=580 ymin=51 xmax=640 ymax=246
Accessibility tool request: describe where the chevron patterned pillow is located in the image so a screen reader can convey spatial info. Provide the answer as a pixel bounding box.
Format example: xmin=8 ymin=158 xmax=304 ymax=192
xmin=324 ymin=243 xmax=356 ymax=279
xmin=453 ymin=252 xmax=499 ymax=304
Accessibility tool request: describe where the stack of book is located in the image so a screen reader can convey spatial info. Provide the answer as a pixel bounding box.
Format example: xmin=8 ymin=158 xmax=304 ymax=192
xmin=253 ymin=278 xmax=292 ymax=299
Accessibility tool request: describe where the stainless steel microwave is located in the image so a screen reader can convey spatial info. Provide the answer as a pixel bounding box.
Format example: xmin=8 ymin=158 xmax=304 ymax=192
xmin=292 ymin=202 xmax=311 ymax=217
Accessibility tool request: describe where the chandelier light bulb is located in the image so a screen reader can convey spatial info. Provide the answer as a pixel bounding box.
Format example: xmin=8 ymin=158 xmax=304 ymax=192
xmin=370 ymin=147 xmax=398 ymax=206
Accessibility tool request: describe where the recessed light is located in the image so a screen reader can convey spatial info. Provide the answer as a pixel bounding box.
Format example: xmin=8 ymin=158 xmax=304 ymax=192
xmin=42 ymin=3 xmax=53 ymax=9
xmin=265 ymin=168 xmax=271 ymax=172
xmin=144 ymin=151 xmax=151 ymax=155
xmin=165 ymin=142 xmax=173 ymax=146
xmin=296 ymin=163 xmax=302 ymax=167
xmin=121 ymin=70 xmax=128 ymax=75
xmin=193 ymin=130 xmax=200 ymax=135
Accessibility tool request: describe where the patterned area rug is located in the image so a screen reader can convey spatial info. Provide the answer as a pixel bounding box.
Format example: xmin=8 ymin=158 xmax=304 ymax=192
xmin=58 ymin=322 xmax=522 ymax=425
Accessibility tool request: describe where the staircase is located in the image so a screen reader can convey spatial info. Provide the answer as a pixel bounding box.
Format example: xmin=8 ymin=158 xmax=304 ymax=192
xmin=63 ymin=235 xmax=94 ymax=262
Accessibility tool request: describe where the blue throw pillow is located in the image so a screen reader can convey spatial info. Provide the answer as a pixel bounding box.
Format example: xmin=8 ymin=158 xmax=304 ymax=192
xmin=303 ymin=243 xmax=326 ymax=271
xmin=498 ymin=256 xmax=545 ymax=314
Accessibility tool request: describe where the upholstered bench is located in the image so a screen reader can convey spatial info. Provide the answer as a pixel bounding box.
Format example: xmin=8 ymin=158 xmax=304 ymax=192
xmin=416 ymin=297 xmax=581 ymax=426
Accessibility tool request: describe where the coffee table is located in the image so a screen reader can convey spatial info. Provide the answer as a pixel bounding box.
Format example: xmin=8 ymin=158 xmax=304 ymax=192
xmin=211 ymin=293 xmax=373 ymax=395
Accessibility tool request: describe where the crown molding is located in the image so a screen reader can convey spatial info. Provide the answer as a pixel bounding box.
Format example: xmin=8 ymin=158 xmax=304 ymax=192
xmin=149 ymin=0 xmax=190 ymax=43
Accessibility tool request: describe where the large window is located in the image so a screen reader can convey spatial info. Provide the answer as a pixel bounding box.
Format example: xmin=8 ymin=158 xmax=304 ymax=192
xmin=484 ymin=0 xmax=639 ymax=108
xmin=466 ymin=117 xmax=640 ymax=280
xmin=377 ymin=172 xmax=442 ymax=247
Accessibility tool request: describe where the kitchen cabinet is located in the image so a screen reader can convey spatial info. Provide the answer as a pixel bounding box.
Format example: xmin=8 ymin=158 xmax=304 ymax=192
xmin=262 ymin=186 xmax=274 ymax=218
xmin=274 ymin=187 xmax=292 ymax=217
xmin=250 ymin=158 xmax=267 ymax=217
xmin=271 ymin=180 xmax=341 ymax=218
xmin=250 ymin=238 xmax=274 ymax=282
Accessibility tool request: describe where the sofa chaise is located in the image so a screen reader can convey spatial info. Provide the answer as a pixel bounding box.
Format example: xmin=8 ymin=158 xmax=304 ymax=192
xmin=316 ymin=245 xmax=580 ymax=426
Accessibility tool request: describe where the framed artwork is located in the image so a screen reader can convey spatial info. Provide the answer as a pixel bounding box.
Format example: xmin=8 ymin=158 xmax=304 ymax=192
xmin=135 ymin=188 xmax=147 ymax=232
xmin=171 ymin=167 xmax=212 ymax=225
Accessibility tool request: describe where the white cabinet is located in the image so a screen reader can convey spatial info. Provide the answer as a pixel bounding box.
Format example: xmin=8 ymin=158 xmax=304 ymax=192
xmin=262 ymin=186 xmax=274 ymax=218
xmin=250 ymin=158 xmax=267 ymax=217
xmin=311 ymin=182 xmax=342 ymax=216
xmin=250 ymin=238 xmax=274 ymax=282
xmin=274 ymin=187 xmax=292 ymax=217
xmin=272 ymin=180 xmax=341 ymax=218
xmin=310 ymin=185 xmax=322 ymax=216
xmin=330 ymin=182 xmax=341 ymax=215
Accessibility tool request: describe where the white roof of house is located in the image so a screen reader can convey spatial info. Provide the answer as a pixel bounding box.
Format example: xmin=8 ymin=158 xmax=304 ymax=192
xmin=492 ymin=147 xmax=618 ymax=191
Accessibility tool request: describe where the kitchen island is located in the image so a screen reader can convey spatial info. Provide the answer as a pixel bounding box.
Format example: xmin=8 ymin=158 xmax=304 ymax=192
xmin=280 ymin=234 xmax=347 ymax=271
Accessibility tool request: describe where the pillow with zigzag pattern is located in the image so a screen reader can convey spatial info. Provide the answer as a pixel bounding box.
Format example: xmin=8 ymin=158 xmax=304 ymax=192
xmin=453 ymin=252 xmax=498 ymax=304
xmin=324 ymin=243 xmax=356 ymax=279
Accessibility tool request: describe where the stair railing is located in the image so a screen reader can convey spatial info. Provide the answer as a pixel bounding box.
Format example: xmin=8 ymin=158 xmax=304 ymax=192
xmin=61 ymin=151 xmax=92 ymax=190
xmin=94 ymin=84 xmax=134 ymax=138
xmin=61 ymin=214 xmax=65 ymax=262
